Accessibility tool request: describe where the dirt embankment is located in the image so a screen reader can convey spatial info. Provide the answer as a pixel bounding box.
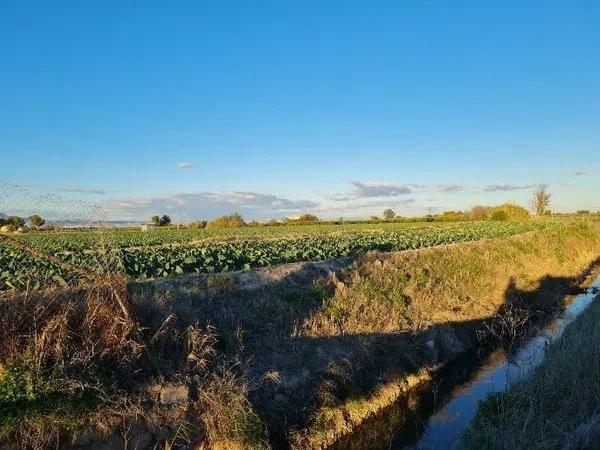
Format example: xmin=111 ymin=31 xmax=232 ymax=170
xmin=2 ymin=223 xmax=600 ymax=449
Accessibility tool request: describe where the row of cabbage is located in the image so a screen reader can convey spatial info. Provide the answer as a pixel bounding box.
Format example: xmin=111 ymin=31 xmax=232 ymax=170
xmin=0 ymin=242 xmax=78 ymax=291
xmin=53 ymin=222 xmax=539 ymax=279
xmin=10 ymin=221 xmax=460 ymax=253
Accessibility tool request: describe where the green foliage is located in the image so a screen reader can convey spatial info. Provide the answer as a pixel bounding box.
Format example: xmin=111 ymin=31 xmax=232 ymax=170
xmin=3 ymin=221 xmax=542 ymax=290
xmin=0 ymin=242 xmax=77 ymax=291
xmin=151 ymin=215 xmax=161 ymax=226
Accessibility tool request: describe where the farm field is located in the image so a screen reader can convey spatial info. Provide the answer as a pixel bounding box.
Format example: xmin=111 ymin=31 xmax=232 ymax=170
xmin=0 ymin=221 xmax=540 ymax=291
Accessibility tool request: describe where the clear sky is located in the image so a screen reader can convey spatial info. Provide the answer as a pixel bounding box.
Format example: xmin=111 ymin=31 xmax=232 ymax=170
xmin=1 ymin=1 xmax=599 ymax=221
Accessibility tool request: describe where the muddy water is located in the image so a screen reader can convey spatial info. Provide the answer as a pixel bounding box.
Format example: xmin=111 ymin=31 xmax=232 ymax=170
xmin=393 ymin=276 xmax=600 ymax=450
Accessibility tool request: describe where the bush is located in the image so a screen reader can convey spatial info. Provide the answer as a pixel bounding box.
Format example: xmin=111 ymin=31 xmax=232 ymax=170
xmin=490 ymin=203 xmax=530 ymax=221
xmin=189 ymin=220 xmax=208 ymax=229
xmin=207 ymin=213 xmax=246 ymax=228
xmin=469 ymin=206 xmax=491 ymax=221
xmin=491 ymin=210 xmax=509 ymax=221
xmin=6 ymin=216 xmax=24 ymax=228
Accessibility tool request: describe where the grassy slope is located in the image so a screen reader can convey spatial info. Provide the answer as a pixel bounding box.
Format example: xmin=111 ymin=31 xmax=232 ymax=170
xmin=290 ymin=222 xmax=600 ymax=448
xmin=463 ymin=289 xmax=600 ymax=450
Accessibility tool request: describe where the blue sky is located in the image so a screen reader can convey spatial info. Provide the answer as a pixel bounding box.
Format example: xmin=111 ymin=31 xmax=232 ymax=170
xmin=1 ymin=1 xmax=599 ymax=221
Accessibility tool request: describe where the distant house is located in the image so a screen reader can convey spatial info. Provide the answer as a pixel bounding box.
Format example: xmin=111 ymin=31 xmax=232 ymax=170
xmin=141 ymin=223 xmax=157 ymax=232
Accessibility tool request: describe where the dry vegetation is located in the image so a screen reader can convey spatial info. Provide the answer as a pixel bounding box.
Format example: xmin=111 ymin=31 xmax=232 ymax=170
xmin=1 ymin=222 xmax=599 ymax=449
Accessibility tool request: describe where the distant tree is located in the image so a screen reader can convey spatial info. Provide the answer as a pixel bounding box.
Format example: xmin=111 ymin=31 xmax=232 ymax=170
xmin=159 ymin=215 xmax=171 ymax=226
xmin=297 ymin=214 xmax=319 ymax=222
xmin=151 ymin=215 xmax=161 ymax=226
xmin=544 ymin=210 xmax=552 ymax=216
xmin=0 ymin=218 xmax=5 ymax=227
xmin=28 ymin=215 xmax=45 ymax=228
xmin=577 ymin=210 xmax=591 ymax=215
xmin=383 ymin=209 xmax=396 ymax=220
xmin=533 ymin=186 xmax=551 ymax=216
xmin=6 ymin=216 xmax=24 ymax=227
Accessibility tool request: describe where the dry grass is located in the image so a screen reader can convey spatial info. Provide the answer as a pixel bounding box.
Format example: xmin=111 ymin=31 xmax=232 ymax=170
xmin=0 ymin=276 xmax=266 ymax=449
xmin=462 ymin=291 xmax=600 ymax=450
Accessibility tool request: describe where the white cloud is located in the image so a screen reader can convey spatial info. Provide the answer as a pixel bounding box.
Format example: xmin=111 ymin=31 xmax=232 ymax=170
xmin=105 ymin=191 xmax=318 ymax=221
xmin=483 ymin=184 xmax=535 ymax=192
xmin=176 ymin=161 xmax=196 ymax=169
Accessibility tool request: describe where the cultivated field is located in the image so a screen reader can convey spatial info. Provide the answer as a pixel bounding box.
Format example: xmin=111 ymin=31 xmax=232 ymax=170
xmin=0 ymin=221 xmax=539 ymax=291
xmin=1 ymin=219 xmax=599 ymax=450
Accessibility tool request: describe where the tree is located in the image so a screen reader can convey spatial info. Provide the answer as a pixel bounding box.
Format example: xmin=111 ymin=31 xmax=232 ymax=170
xmin=159 ymin=215 xmax=171 ymax=226
xmin=29 ymin=215 xmax=45 ymax=228
xmin=533 ymin=186 xmax=551 ymax=216
xmin=383 ymin=209 xmax=396 ymax=220
xmin=151 ymin=215 xmax=161 ymax=226
xmin=6 ymin=216 xmax=24 ymax=227
xmin=297 ymin=214 xmax=319 ymax=222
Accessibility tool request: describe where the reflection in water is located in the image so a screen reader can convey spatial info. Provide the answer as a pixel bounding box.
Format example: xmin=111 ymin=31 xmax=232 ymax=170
xmin=400 ymin=277 xmax=600 ymax=450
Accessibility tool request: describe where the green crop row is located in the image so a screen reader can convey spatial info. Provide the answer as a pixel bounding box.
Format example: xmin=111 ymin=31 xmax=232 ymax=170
xmin=10 ymin=221 xmax=466 ymax=253
xmin=1 ymin=222 xmax=541 ymax=291
xmin=0 ymin=242 xmax=79 ymax=291
xmin=55 ymin=222 xmax=540 ymax=280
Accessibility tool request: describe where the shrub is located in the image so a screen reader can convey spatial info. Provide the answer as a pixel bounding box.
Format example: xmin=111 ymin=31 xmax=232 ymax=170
xmin=491 ymin=210 xmax=509 ymax=221
xmin=490 ymin=203 xmax=530 ymax=221
xmin=469 ymin=206 xmax=491 ymax=221
xmin=6 ymin=216 xmax=24 ymax=228
xmin=189 ymin=220 xmax=208 ymax=229
xmin=207 ymin=213 xmax=246 ymax=228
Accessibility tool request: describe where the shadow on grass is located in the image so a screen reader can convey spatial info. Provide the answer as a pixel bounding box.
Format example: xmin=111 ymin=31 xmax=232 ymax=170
xmin=133 ymin=256 xmax=600 ymax=450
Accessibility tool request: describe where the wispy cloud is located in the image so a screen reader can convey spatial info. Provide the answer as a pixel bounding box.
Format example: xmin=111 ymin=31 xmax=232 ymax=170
xmin=106 ymin=191 xmax=318 ymax=220
xmin=176 ymin=161 xmax=196 ymax=169
xmin=433 ymin=184 xmax=465 ymax=193
xmin=483 ymin=184 xmax=535 ymax=192
xmin=574 ymin=170 xmax=589 ymax=176
xmin=332 ymin=181 xmax=412 ymax=201
xmin=58 ymin=188 xmax=106 ymax=195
